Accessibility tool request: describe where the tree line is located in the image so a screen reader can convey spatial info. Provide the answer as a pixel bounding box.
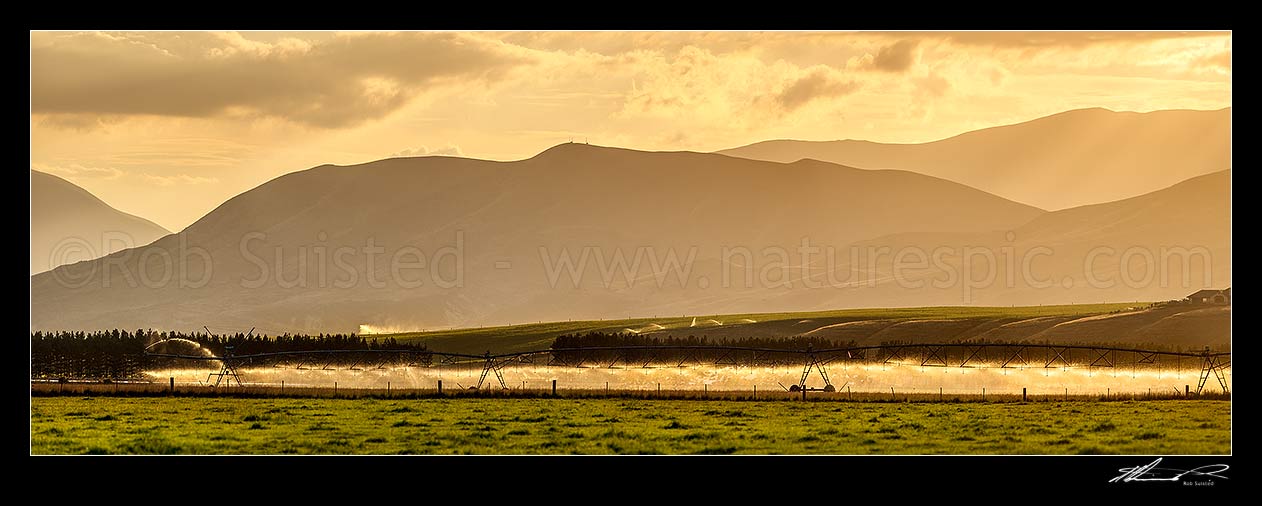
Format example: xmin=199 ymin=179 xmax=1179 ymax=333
xmin=548 ymin=332 xmax=859 ymax=366
xmin=551 ymin=332 xmax=858 ymax=351
xmin=31 ymin=330 xmax=428 ymax=380
xmin=547 ymin=332 xmax=1223 ymax=367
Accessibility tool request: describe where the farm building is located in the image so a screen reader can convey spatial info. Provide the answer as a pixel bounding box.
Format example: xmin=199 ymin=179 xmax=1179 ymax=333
xmin=1186 ymin=288 xmax=1231 ymax=305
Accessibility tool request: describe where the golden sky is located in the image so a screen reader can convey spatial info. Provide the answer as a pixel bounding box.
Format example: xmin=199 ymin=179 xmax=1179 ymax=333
xmin=30 ymin=31 xmax=1231 ymax=231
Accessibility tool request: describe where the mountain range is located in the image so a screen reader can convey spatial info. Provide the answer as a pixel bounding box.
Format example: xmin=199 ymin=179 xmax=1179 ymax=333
xmin=30 ymin=139 xmax=1230 ymax=333
xmin=32 ymin=144 xmax=1047 ymax=332
xmin=30 ymin=170 xmax=171 ymax=274
xmin=719 ymin=108 xmax=1231 ymax=211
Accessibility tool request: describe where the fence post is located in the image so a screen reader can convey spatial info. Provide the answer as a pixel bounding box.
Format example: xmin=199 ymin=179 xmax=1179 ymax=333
xmin=1185 ymin=384 xmax=1190 ymax=396
xmin=334 ymin=382 xmax=337 ymax=395
xmin=982 ymin=388 xmax=985 ymax=401
xmin=438 ymin=380 xmax=443 ymax=395
xmin=939 ymin=387 xmax=942 ymax=402
xmin=387 ymin=381 xmax=391 ymax=396
xmin=281 ymin=380 xmax=284 ymax=393
xmin=170 ymin=377 xmax=174 ymax=393
xmin=552 ymin=379 xmax=557 ymax=396
xmin=1022 ymin=387 xmax=1027 ymax=403
xmin=753 ymin=385 xmax=756 ymax=399
xmin=891 ymin=387 xmax=895 ymax=401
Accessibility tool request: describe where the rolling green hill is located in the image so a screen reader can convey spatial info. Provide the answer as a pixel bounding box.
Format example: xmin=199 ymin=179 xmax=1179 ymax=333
xmin=377 ymin=302 xmax=1229 ymax=354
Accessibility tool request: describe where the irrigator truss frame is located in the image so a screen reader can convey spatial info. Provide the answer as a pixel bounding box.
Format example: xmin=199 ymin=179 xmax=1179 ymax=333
xmin=146 ymin=342 xmax=1231 ymax=394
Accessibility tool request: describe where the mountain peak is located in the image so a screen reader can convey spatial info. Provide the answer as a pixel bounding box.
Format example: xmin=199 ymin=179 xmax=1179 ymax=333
xmin=530 ymin=142 xmax=633 ymax=160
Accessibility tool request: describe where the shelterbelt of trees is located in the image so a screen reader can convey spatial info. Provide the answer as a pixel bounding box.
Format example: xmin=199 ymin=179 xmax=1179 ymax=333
xmin=30 ymin=330 xmax=427 ymax=380
xmin=548 ymin=332 xmax=860 ymax=365
xmin=544 ymin=331 xmax=1216 ymax=366
xmin=550 ymin=332 xmax=859 ymax=351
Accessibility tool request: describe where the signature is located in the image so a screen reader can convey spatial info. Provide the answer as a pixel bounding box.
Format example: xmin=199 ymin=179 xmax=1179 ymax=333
xmin=1110 ymin=458 xmax=1229 ymax=483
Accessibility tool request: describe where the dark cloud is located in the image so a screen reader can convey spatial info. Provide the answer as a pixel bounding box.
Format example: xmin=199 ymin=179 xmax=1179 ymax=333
xmin=869 ymin=40 xmax=919 ymax=72
xmin=777 ymin=71 xmax=860 ymax=111
xmin=31 ymin=32 xmax=534 ymax=128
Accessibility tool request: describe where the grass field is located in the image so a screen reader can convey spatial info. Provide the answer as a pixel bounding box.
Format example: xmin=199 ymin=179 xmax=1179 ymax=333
xmin=383 ymin=303 xmax=1142 ymax=354
xmin=31 ymin=397 xmax=1229 ymax=455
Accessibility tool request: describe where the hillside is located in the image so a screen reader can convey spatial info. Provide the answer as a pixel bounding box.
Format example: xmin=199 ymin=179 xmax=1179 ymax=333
xmin=718 ymin=108 xmax=1231 ymax=210
xmin=383 ymin=303 xmax=1229 ymax=354
xmin=30 ymin=170 xmax=171 ymax=274
xmin=30 ymin=144 xmax=1043 ymax=333
xmin=806 ymin=170 xmax=1232 ymax=309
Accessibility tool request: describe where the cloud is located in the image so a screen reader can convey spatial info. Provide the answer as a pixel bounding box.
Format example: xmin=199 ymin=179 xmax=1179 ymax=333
xmin=989 ymin=67 xmax=1010 ymax=86
xmin=618 ymin=47 xmax=766 ymax=123
xmin=1193 ymin=50 xmax=1231 ymax=73
xmin=914 ymin=74 xmax=951 ymax=98
xmin=34 ymin=113 xmax=129 ymax=132
xmin=617 ymin=46 xmax=867 ymax=132
xmin=31 ymin=31 xmax=535 ymax=129
xmin=141 ymin=174 xmax=219 ymax=186
xmin=32 ymin=162 xmax=217 ymax=187
xmin=34 ymin=164 xmax=124 ymax=180
xmin=776 ymin=70 xmax=860 ymax=111
xmin=390 ymin=144 xmax=464 ymax=157
xmin=97 ymin=138 xmax=257 ymax=169
xmin=868 ymin=40 xmax=919 ymax=72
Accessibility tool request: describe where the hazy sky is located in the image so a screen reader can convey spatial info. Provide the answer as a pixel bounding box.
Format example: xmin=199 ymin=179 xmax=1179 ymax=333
xmin=30 ymin=31 xmax=1231 ymax=231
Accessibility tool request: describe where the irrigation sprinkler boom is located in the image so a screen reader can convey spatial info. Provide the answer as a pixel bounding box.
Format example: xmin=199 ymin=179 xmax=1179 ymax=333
xmin=144 ymin=341 xmax=1231 ymax=394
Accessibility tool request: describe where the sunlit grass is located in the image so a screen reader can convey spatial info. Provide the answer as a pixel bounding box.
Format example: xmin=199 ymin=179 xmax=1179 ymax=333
xmin=31 ymin=396 xmax=1226 ymax=455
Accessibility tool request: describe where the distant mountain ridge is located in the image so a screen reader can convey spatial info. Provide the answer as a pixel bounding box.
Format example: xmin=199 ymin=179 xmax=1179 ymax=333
xmin=824 ymin=169 xmax=1232 ymax=309
xmin=30 ymin=144 xmax=1229 ymax=335
xmin=718 ymin=107 xmax=1231 ymax=211
xmin=30 ymin=144 xmax=1046 ymax=333
xmin=30 ymin=170 xmax=171 ymax=274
